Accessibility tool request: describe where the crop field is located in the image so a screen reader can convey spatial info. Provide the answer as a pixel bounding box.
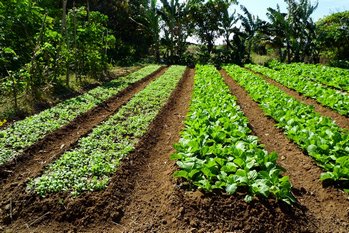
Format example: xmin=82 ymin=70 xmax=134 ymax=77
xmin=0 ymin=63 xmax=348 ymax=233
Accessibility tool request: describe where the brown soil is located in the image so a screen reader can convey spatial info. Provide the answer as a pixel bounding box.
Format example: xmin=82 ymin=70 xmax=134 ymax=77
xmin=0 ymin=66 xmax=167 ymax=181
xmin=221 ymin=69 xmax=349 ymax=233
xmin=1 ymin=67 xmax=348 ymax=233
xmin=0 ymin=67 xmax=189 ymax=232
xmin=0 ymin=66 xmax=167 ymax=227
xmin=246 ymin=68 xmax=349 ymax=130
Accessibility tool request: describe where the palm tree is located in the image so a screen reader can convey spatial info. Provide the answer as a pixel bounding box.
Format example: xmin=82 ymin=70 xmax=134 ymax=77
xmin=239 ymin=5 xmax=263 ymax=62
xmin=158 ymin=0 xmax=191 ymax=63
xmin=265 ymin=5 xmax=292 ymax=62
xmin=219 ymin=8 xmax=238 ymax=51
xmin=285 ymin=0 xmax=318 ymax=62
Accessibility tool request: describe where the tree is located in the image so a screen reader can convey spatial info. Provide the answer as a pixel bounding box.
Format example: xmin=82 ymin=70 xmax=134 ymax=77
xmin=261 ymin=0 xmax=318 ymax=63
xmin=158 ymin=0 xmax=191 ymax=64
xmin=189 ymin=0 xmax=236 ymax=57
xmin=239 ymin=5 xmax=263 ymax=62
xmin=285 ymin=0 xmax=318 ymax=62
xmin=219 ymin=8 xmax=238 ymax=52
xmin=265 ymin=5 xmax=292 ymax=62
xmin=0 ymin=0 xmax=44 ymax=77
xmin=147 ymin=0 xmax=161 ymax=62
xmin=317 ymin=10 xmax=349 ymax=67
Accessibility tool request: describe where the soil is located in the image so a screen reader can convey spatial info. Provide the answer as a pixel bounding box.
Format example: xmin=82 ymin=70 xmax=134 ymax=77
xmin=0 ymin=66 xmax=168 ymax=227
xmin=0 ymin=67 xmax=348 ymax=233
xmin=0 ymin=66 xmax=167 ymax=181
xmin=246 ymin=68 xmax=349 ymax=130
xmin=221 ymin=69 xmax=349 ymax=233
xmin=0 ymin=66 xmax=187 ymax=233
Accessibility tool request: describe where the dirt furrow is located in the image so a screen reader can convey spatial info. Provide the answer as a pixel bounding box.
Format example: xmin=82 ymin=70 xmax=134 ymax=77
xmin=114 ymin=68 xmax=194 ymax=232
xmin=0 ymin=68 xmax=192 ymax=233
xmin=0 ymin=66 xmax=167 ymax=182
xmin=245 ymin=68 xmax=349 ymax=130
xmin=0 ymin=67 xmax=168 ymax=227
xmin=221 ymin=69 xmax=349 ymax=233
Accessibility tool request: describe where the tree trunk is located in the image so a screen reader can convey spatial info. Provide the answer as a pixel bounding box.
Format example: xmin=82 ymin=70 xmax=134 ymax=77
xmin=62 ymin=0 xmax=70 ymax=87
xmin=73 ymin=1 xmax=78 ymax=81
xmin=11 ymin=74 xmax=18 ymax=111
xmin=286 ymin=39 xmax=291 ymax=63
xmin=86 ymin=0 xmax=90 ymax=22
xmin=62 ymin=0 xmax=68 ymax=34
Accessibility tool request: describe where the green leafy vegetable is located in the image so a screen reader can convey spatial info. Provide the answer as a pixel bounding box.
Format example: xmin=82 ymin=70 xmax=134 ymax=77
xmin=225 ymin=64 xmax=349 ymax=185
xmin=172 ymin=65 xmax=296 ymax=205
xmin=0 ymin=65 xmax=161 ymax=166
xmin=28 ymin=65 xmax=186 ymax=196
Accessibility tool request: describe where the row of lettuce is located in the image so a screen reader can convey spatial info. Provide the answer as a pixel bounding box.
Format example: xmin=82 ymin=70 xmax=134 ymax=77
xmin=0 ymin=65 xmax=161 ymax=166
xmin=3 ymin=62 xmax=347 ymax=202
xmin=246 ymin=64 xmax=349 ymax=116
xmin=224 ymin=65 xmax=349 ymax=189
xmin=28 ymin=66 xmax=186 ymax=196
xmin=268 ymin=61 xmax=349 ymax=92
xmin=171 ymin=65 xmax=296 ymax=204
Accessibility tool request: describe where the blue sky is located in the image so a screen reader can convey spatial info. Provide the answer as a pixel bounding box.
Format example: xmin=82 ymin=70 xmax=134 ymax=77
xmin=235 ymin=0 xmax=349 ymax=21
xmin=177 ymin=0 xmax=349 ymax=43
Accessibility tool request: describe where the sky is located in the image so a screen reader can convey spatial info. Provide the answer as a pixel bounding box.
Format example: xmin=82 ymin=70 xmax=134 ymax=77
xmin=235 ymin=0 xmax=349 ymax=21
xmin=176 ymin=0 xmax=349 ymax=44
xmin=177 ymin=0 xmax=349 ymax=21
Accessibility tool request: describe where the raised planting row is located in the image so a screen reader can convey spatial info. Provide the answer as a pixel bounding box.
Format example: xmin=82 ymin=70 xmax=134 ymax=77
xmin=0 ymin=65 xmax=161 ymax=166
xmin=171 ymin=65 xmax=296 ymax=204
xmin=28 ymin=65 xmax=186 ymax=196
xmin=224 ymin=65 xmax=349 ymax=188
xmin=246 ymin=64 xmax=349 ymax=116
xmin=268 ymin=61 xmax=349 ymax=92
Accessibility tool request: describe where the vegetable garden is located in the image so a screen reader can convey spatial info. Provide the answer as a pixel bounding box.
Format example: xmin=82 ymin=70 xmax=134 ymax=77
xmin=0 ymin=63 xmax=348 ymax=232
xmin=1 ymin=0 xmax=349 ymax=232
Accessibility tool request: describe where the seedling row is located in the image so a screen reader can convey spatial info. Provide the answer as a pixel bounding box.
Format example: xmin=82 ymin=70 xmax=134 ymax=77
xmin=171 ymin=65 xmax=295 ymax=204
xmin=247 ymin=64 xmax=349 ymax=116
xmin=268 ymin=62 xmax=349 ymax=92
xmin=29 ymin=66 xmax=186 ymax=196
xmin=224 ymin=65 xmax=349 ymax=188
xmin=0 ymin=65 xmax=161 ymax=166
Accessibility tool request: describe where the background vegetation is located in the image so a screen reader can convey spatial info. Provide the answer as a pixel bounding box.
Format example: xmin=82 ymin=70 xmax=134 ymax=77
xmin=0 ymin=0 xmax=348 ymax=120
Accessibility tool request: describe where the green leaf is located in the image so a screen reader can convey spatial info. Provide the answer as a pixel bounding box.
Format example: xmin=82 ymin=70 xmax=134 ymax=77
xmin=173 ymin=170 xmax=189 ymax=179
xmin=226 ymin=183 xmax=238 ymax=194
xmin=320 ymin=172 xmax=335 ymax=181
xmin=234 ymin=158 xmax=245 ymax=168
xmin=244 ymin=195 xmax=253 ymax=203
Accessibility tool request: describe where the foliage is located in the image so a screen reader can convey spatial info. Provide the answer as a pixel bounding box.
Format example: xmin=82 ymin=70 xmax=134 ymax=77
xmin=0 ymin=1 xmax=116 ymax=113
xmin=262 ymin=0 xmax=319 ymax=63
xmin=248 ymin=64 xmax=349 ymax=116
xmin=0 ymin=0 xmax=45 ymax=76
xmin=28 ymin=65 xmax=186 ymax=196
xmin=225 ymin=64 xmax=349 ymax=184
xmin=158 ymin=0 xmax=192 ymax=64
xmin=316 ymin=11 xmax=349 ymax=68
xmin=0 ymin=119 xmax=6 ymax=128
xmin=0 ymin=65 xmax=161 ymax=166
xmin=171 ymin=65 xmax=296 ymax=204
xmin=268 ymin=61 xmax=349 ymax=92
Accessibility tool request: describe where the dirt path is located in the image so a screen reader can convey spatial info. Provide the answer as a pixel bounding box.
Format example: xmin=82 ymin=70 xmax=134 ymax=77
xmin=0 ymin=67 xmax=167 ymax=227
xmin=0 ymin=68 xmax=192 ymax=232
xmin=221 ymin=69 xmax=349 ymax=233
xmin=2 ymin=67 xmax=348 ymax=233
xmin=246 ymin=68 xmax=349 ymax=131
xmin=0 ymin=66 xmax=167 ymax=181
xmin=114 ymin=68 xmax=195 ymax=232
